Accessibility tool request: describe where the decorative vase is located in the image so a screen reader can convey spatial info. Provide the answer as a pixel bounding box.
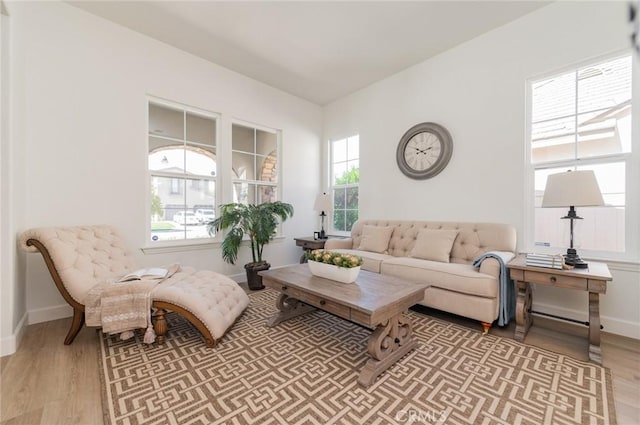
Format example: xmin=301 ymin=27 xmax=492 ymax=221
xmin=308 ymin=260 xmax=360 ymax=283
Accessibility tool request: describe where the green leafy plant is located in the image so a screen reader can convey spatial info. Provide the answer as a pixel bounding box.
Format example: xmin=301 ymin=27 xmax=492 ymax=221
xmin=334 ymin=167 xmax=359 ymax=185
xmin=305 ymin=250 xmax=363 ymax=268
xmin=208 ymin=202 xmax=294 ymax=265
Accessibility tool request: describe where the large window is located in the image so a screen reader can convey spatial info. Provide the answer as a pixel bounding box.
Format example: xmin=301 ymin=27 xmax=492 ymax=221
xmin=148 ymin=101 xmax=218 ymax=242
xmin=231 ymin=123 xmax=279 ymax=205
xmin=529 ymin=54 xmax=632 ymax=254
xmin=330 ymin=135 xmax=359 ymax=233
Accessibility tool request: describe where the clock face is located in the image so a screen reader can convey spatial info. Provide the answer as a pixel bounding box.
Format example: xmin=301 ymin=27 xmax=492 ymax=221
xmin=404 ymin=131 xmax=442 ymax=172
xmin=396 ymin=122 xmax=453 ymax=179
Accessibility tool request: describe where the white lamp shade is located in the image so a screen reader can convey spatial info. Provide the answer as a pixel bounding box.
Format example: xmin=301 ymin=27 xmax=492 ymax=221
xmin=541 ymin=170 xmax=604 ymax=208
xmin=314 ymin=192 xmax=332 ymax=212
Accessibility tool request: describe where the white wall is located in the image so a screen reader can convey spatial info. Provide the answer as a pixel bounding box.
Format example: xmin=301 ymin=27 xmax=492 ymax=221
xmin=1 ymin=1 xmax=322 ymax=354
xmin=3 ymin=1 xmax=638 ymax=356
xmin=324 ymin=1 xmax=640 ymax=339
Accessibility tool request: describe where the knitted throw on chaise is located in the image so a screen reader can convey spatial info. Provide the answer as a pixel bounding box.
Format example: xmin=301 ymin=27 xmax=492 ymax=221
xmin=85 ymin=264 xmax=180 ymax=342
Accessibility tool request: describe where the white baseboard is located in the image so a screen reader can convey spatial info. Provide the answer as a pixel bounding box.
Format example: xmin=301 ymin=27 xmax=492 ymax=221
xmin=533 ymin=301 xmax=640 ymax=340
xmin=229 ymin=272 xmax=246 ymax=283
xmin=0 ymin=312 xmax=27 ymax=357
xmin=601 ymin=316 xmax=640 ymax=340
xmin=228 ymin=263 xmax=299 ymax=284
xmin=28 ymin=304 xmax=72 ymax=325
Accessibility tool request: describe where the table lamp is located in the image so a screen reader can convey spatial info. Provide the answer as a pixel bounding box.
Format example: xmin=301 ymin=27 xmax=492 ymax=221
xmin=541 ymin=170 xmax=604 ymax=268
xmin=313 ymin=192 xmax=332 ymax=239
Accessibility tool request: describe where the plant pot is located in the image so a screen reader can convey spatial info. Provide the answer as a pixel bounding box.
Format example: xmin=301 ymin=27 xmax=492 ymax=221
xmin=308 ymin=260 xmax=360 ymax=284
xmin=245 ymin=261 xmax=270 ymax=290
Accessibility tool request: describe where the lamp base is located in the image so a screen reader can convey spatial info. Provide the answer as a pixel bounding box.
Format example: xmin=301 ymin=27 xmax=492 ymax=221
xmin=564 ymin=248 xmax=588 ymax=268
xmin=318 ymin=212 xmax=328 ymax=239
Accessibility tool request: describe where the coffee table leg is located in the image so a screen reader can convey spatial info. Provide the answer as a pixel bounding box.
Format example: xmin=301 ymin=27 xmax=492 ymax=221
xmin=266 ymin=293 xmax=315 ymax=327
xmin=358 ymin=314 xmax=417 ymax=387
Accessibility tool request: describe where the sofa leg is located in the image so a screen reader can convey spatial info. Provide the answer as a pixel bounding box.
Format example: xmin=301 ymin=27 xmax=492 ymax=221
xmin=481 ymin=322 xmax=491 ymax=335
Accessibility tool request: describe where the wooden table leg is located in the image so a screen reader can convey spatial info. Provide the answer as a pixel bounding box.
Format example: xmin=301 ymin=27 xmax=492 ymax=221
xmin=514 ymin=280 xmax=532 ymax=341
xmin=266 ymin=293 xmax=315 ymax=327
xmin=358 ymin=314 xmax=417 ymax=387
xmin=588 ymin=292 xmax=602 ymax=364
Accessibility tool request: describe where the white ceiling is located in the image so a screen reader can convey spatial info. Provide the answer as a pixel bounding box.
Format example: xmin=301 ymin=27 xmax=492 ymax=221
xmin=69 ymin=1 xmax=549 ymax=105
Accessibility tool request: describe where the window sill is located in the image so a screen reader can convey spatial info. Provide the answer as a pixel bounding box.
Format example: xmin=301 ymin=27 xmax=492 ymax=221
xmin=141 ymin=236 xmax=285 ymax=255
xmin=141 ymin=239 xmax=219 ymax=254
xmin=582 ymin=257 xmax=640 ymax=273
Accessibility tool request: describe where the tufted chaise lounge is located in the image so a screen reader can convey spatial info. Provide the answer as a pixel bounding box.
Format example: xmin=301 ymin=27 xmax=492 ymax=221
xmin=19 ymin=225 xmax=249 ymax=348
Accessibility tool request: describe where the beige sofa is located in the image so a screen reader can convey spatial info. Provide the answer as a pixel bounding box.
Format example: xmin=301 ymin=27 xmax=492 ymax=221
xmin=324 ymin=219 xmax=517 ymax=332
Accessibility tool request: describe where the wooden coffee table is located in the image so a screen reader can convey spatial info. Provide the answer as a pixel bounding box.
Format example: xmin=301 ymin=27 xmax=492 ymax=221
xmin=259 ymin=264 xmax=429 ymax=387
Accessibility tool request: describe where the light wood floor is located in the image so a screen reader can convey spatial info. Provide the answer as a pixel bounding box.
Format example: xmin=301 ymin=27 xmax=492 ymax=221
xmin=1 ymin=310 xmax=639 ymax=425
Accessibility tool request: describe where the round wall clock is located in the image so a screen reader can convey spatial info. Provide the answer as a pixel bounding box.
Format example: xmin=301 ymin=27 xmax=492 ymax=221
xmin=396 ymin=122 xmax=453 ymax=180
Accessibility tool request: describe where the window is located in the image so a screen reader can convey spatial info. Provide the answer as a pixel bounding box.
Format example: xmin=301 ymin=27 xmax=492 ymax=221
xmin=148 ymin=101 xmax=218 ymax=242
xmin=330 ymin=135 xmax=359 ymax=233
xmin=231 ymin=123 xmax=279 ymax=205
xmin=529 ymin=54 xmax=632 ymax=254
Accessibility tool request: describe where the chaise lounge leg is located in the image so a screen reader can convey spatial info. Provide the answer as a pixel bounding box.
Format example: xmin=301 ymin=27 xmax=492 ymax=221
xmin=154 ymin=308 xmax=167 ymax=345
xmin=481 ymin=322 xmax=491 ymax=335
xmin=64 ymin=308 xmax=85 ymax=345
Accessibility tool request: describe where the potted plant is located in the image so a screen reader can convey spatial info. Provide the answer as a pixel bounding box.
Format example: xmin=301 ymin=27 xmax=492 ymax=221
xmin=208 ymin=201 xmax=294 ymax=290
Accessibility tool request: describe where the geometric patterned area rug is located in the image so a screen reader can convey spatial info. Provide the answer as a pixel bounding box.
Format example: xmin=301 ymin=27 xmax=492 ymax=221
xmin=98 ymin=289 xmax=617 ymax=425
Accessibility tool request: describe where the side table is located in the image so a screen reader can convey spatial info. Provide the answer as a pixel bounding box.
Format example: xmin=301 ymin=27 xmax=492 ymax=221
xmin=294 ymin=237 xmax=327 ymax=263
xmin=508 ymin=254 xmax=612 ymax=364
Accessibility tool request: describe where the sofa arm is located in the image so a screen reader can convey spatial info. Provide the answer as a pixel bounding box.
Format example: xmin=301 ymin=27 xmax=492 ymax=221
xmin=479 ymin=257 xmax=501 ymax=279
xmin=324 ymin=238 xmax=353 ymax=250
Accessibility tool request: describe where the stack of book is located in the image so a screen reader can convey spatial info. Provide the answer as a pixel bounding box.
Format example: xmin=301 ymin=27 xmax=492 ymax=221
xmin=525 ymin=253 xmax=566 ymax=269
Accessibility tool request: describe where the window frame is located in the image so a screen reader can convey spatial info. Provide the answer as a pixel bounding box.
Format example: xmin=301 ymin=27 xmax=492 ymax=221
xmin=328 ymin=134 xmax=360 ymax=236
xmin=230 ymin=119 xmax=282 ymax=206
xmin=524 ymin=51 xmax=637 ymax=262
xmin=145 ymin=96 xmax=220 ymax=248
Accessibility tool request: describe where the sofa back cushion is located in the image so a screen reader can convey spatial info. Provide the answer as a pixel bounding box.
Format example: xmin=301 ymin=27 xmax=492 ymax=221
xmin=357 ymin=225 xmax=394 ymax=253
xmin=410 ymin=228 xmax=459 ymax=263
xmin=350 ymin=219 xmax=516 ymax=264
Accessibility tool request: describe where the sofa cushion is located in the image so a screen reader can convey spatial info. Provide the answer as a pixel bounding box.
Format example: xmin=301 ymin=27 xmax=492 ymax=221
xmin=349 ymin=220 xmax=516 ymax=264
xmin=381 ymin=257 xmax=498 ymax=298
xmin=420 ymin=287 xmax=499 ymax=324
xmin=410 ymin=229 xmax=459 ymax=263
xmin=330 ymin=249 xmax=394 ymax=273
xmin=357 ymin=225 xmax=394 ymax=254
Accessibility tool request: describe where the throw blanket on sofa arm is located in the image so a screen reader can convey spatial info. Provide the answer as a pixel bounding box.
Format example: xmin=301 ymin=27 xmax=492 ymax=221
xmin=472 ymin=251 xmax=516 ymax=327
xmin=85 ymin=264 xmax=180 ymax=342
